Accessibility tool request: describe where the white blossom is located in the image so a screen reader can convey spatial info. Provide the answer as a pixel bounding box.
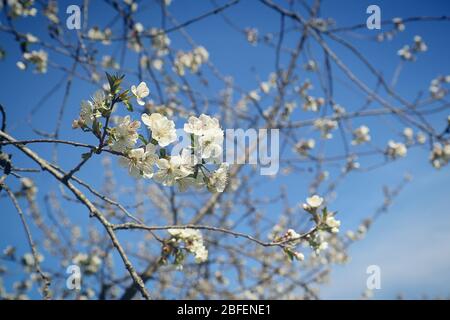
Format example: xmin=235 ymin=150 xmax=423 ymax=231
xmin=314 ymin=118 xmax=337 ymax=139
xmin=168 ymin=228 xmax=208 ymax=263
xmin=207 ymin=163 xmax=229 ymax=193
xmin=294 ymin=139 xmax=315 ymax=156
xmin=109 ymin=116 xmax=141 ymax=152
xmin=387 ymin=140 xmax=407 ymax=159
xmin=119 ymin=144 xmax=158 ymax=178
xmin=325 ymin=216 xmax=341 ymax=233
xmin=141 ymin=113 xmax=177 ymax=147
xmin=352 ymin=125 xmax=371 ymax=145
xmin=305 ymin=195 xmax=324 ymax=209
xmin=131 ymin=82 xmax=150 ymax=105
xmin=23 ymin=50 xmax=48 ymax=73
xmin=154 ymin=156 xmax=193 ymax=186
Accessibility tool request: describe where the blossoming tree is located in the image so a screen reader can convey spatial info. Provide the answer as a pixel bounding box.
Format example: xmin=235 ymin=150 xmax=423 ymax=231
xmin=0 ymin=0 xmax=449 ymax=300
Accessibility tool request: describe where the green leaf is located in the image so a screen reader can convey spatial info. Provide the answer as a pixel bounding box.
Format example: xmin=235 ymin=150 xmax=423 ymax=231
xmin=138 ymin=134 xmax=148 ymax=145
xmin=123 ymin=100 xmax=133 ymax=112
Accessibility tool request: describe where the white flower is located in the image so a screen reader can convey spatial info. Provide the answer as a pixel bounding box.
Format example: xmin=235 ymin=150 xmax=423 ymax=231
xmin=314 ymin=118 xmax=337 ymax=139
xmin=393 ymin=17 xmax=405 ymax=32
xmin=25 ymin=33 xmax=38 ymax=43
xmin=199 ymin=128 xmax=223 ymax=160
xmin=413 ymin=35 xmax=427 ymax=52
xmin=304 ymin=60 xmax=317 ymax=71
xmin=325 ymin=216 xmax=341 ymax=233
xmin=184 ymin=114 xmax=219 ymax=135
xmin=16 ymin=61 xmax=26 ymax=70
xmin=416 ymin=131 xmax=426 ymax=144
xmin=150 ymin=28 xmax=170 ymax=56
xmin=109 ymin=116 xmax=141 ymax=152
xmin=184 ymin=114 xmax=224 ymax=160
xmin=141 ymin=113 xmax=177 ymax=147
xmin=193 ymin=244 xmax=208 ymax=263
xmin=352 ymin=125 xmax=371 ymax=145
xmin=193 ymin=46 xmax=209 ymax=64
xmin=303 ymin=96 xmax=324 ymax=112
xmin=387 ymin=140 xmax=407 ymax=159
xmin=79 ymin=100 xmax=101 ymax=127
xmin=168 ymin=228 xmax=208 ymax=263
xmin=248 ymin=90 xmax=260 ymax=101
xmin=397 ymin=45 xmax=413 ymax=61
xmin=131 ymin=82 xmax=150 ymax=105
xmin=305 ymin=195 xmax=323 ymax=209
xmin=23 ymin=50 xmax=48 ymax=73
xmin=430 ymin=142 xmax=450 ymax=169
xmin=119 ymin=144 xmax=158 ymax=178
xmin=245 ymin=28 xmax=258 ymax=45
xmin=293 ymin=252 xmax=305 ymax=261
xmin=294 ymin=139 xmax=315 ymax=156
xmin=152 ymin=58 xmax=163 ymax=70
xmin=285 ymin=229 xmax=300 ymax=240
xmin=154 ymin=155 xmax=193 ymax=186
xmin=208 ymin=163 xmax=229 ymax=192
xmin=403 ymin=127 xmax=414 ymax=140
xmin=260 ymin=82 xmax=271 ymax=94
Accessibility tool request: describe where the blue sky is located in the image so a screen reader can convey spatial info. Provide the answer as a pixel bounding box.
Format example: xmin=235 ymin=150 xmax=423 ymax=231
xmin=1 ymin=0 xmax=450 ymax=299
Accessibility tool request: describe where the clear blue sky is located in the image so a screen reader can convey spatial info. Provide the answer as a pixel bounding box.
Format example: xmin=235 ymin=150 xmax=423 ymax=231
xmin=1 ymin=0 xmax=449 ymax=299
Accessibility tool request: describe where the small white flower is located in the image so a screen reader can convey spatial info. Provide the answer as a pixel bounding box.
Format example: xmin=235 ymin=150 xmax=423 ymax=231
xmin=314 ymin=118 xmax=337 ymax=139
xmin=416 ymin=131 xmax=426 ymax=144
xmin=208 ymin=163 xmax=229 ymax=193
xmin=325 ymin=216 xmax=341 ymax=233
xmin=413 ymin=35 xmax=427 ymax=52
xmin=119 ymin=144 xmax=158 ymax=179
xmin=141 ymin=113 xmax=177 ymax=147
xmin=392 ymin=17 xmax=405 ymax=32
xmin=397 ymin=45 xmax=413 ymax=61
xmin=352 ymin=125 xmax=371 ymax=145
xmin=23 ymin=50 xmax=48 ymax=73
xmin=184 ymin=114 xmax=224 ymax=160
xmin=260 ymin=82 xmax=271 ymax=94
xmin=131 ymin=82 xmax=150 ymax=105
xmin=154 ymin=155 xmax=193 ymax=186
xmin=16 ymin=61 xmax=26 ymax=70
xmin=168 ymin=228 xmax=208 ymax=263
xmin=293 ymin=252 xmax=305 ymax=261
xmin=285 ymin=229 xmax=300 ymax=240
xmin=387 ymin=140 xmax=407 ymax=159
xmin=109 ymin=115 xmax=141 ymax=152
xmin=306 ymin=195 xmax=324 ymax=208
xmin=294 ymin=139 xmax=315 ymax=156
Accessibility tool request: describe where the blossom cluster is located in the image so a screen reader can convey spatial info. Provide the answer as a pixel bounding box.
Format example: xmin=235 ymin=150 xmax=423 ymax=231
xmin=386 ymin=140 xmax=407 ymax=159
xmin=174 ymin=46 xmax=209 ymax=76
xmin=17 ymin=50 xmax=48 ymax=74
xmin=314 ymin=118 xmax=338 ymax=139
xmin=352 ymin=125 xmax=371 ymax=145
xmin=167 ymin=228 xmax=208 ymax=264
xmin=429 ymin=75 xmax=450 ymax=100
xmin=4 ymin=0 xmax=37 ymax=18
xmin=429 ymin=142 xmax=450 ymax=169
xmin=398 ymin=35 xmax=427 ymax=61
xmin=72 ymin=253 xmax=102 ymax=274
xmin=294 ymin=139 xmax=315 ymax=156
xmin=72 ymin=75 xmax=229 ymax=193
xmin=87 ymin=27 xmax=113 ymax=45
xmin=276 ymin=194 xmax=341 ymax=263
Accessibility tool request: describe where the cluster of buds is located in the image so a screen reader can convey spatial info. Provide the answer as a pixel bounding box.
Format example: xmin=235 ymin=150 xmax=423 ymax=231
xmin=429 ymin=75 xmax=450 ymax=100
xmin=166 ymin=229 xmax=208 ymax=266
xmin=173 ymin=46 xmax=209 ymax=76
xmin=397 ymin=35 xmax=427 ymax=61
